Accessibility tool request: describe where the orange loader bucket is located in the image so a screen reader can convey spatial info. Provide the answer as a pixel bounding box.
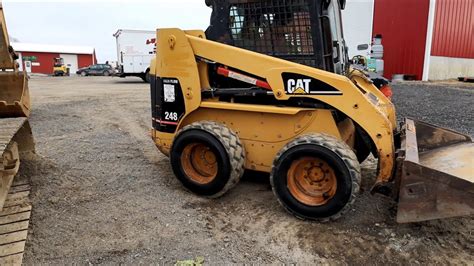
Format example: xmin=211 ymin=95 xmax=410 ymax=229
xmin=396 ymin=119 xmax=473 ymax=223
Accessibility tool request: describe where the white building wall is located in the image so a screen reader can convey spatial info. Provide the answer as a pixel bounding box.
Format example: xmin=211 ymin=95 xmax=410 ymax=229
xmin=342 ymin=0 xmax=375 ymax=58
xmin=17 ymin=52 xmax=23 ymax=71
xmin=422 ymin=0 xmax=436 ymax=81
xmin=428 ymin=56 xmax=474 ymax=81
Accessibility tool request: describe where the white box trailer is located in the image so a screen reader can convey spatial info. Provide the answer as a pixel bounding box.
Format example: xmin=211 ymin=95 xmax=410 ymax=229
xmin=342 ymin=0 xmax=374 ymax=58
xmin=113 ymin=29 xmax=156 ymax=82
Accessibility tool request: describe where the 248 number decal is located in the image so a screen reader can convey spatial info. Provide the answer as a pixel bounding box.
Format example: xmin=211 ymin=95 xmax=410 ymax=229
xmin=164 ymin=111 xmax=178 ymax=121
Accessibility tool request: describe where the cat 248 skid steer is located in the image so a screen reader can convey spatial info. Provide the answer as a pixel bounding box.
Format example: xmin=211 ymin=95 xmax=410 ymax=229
xmin=149 ymin=0 xmax=473 ymax=223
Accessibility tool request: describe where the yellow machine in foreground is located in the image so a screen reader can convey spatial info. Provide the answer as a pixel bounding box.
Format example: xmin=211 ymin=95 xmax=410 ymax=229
xmin=0 ymin=4 xmax=35 ymax=263
xmin=149 ymin=2 xmax=472 ymax=223
xmin=0 ymin=3 xmax=34 ymax=211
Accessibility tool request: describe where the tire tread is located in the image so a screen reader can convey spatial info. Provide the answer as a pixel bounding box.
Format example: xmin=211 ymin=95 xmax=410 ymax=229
xmin=176 ymin=121 xmax=245 ymax=198
xmin=270 ymin=133 xmax=361 ymax=222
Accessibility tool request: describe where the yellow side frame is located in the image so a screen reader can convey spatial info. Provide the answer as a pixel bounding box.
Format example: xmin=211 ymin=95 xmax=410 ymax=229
xmin=152 ymin=28 xmax=397 ymax=187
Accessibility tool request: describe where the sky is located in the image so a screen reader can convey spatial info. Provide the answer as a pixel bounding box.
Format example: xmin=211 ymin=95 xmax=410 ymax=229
xmin=3 ymin=0 xmax=212 ymax=62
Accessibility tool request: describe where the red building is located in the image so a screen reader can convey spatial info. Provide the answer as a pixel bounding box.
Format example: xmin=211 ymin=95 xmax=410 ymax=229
xmin=12 ymin=43 xmax=97 ymax=75
xmin=372 ymin=0 xmax=473 ymax=80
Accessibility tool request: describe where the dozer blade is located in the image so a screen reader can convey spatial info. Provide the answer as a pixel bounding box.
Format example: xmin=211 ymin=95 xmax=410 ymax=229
xmin=397 ymin=119 xmax=473 ymax=223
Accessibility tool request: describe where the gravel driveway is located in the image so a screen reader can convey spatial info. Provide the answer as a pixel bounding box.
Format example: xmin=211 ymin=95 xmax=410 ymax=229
xmin=20 ymin=76 xmax=473 ymax=264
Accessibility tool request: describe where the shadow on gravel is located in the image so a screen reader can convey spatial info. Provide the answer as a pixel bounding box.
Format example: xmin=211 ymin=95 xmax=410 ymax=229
xmin=112 ymin=79 xmax=147 ymax=84
xmin=241 ymin=170 xmax=270 ymax=185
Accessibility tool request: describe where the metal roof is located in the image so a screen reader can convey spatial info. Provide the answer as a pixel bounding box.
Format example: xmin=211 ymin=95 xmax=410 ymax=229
xmin=11 ymin=42 xmax=95 ymax=55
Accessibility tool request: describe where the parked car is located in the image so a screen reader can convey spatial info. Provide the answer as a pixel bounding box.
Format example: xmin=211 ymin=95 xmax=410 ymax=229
xmin=76 ymin=64 xmax=115 ymax=76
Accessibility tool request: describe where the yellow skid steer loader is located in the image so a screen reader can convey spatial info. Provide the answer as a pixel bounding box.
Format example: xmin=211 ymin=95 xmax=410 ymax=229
xmin=149 ymin=0 xmax=472 ymax=223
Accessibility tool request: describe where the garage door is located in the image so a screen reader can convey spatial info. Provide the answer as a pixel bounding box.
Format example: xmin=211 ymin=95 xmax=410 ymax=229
xmin=60 ymin=54 xmax=79 ymax=75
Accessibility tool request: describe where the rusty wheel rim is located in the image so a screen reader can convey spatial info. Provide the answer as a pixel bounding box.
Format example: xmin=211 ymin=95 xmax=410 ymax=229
xmin=287 ymin=157 xmax=338 ymax=206
xmin=181 ymin=143 xmax=218 ymax=184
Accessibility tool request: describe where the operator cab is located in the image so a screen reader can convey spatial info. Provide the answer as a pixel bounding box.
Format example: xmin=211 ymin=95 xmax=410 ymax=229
xmin=53 ymin=57 xmax=64 ymax=67
xmin=205 ymin=0 xmax=349 ymax=75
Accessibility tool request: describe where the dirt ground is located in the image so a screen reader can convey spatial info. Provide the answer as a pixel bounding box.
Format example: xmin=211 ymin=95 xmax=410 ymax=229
xmin=19 ymin=76 xmax=473 ymax=264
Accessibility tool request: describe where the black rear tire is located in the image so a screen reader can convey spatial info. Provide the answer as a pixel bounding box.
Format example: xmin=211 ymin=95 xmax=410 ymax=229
xmin=103 ymin=70 xmax=111 ymax=76
xmin=142 ymin=70 xmax=151 ymax=83
xmin=170 ymin=121 xmax=245 ymax=198
xmin=270 ymin=133 xmax=361 ymax=221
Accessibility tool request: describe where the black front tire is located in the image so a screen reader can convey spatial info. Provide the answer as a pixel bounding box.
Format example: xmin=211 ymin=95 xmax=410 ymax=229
xmin=170 ymin=121 xmax=245 ymax=198
xmin=270 ymin=133 xmax=361 ymax=222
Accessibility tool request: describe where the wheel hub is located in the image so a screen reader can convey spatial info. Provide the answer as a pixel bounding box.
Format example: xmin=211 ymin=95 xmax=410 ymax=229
xmin=287 ymin=157 xmax=337 ymax=206
xmin=181 ymin=143 xmax=218 ymax=184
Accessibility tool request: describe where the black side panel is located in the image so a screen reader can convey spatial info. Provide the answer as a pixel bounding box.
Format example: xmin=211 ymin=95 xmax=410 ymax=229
xmin=150 ymin=75 xmax=158 ymax=130
xmin=151 ymin=77 xmax=186 ymax=134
